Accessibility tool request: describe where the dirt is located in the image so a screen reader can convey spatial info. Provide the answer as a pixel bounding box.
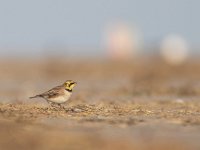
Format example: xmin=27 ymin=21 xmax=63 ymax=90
xmin=0 ymin=57 xmax=200 ymax=150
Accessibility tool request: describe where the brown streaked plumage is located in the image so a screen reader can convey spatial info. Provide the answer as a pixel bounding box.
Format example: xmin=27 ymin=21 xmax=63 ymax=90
xmin=30 ymin=80 xmax=77 ymax=106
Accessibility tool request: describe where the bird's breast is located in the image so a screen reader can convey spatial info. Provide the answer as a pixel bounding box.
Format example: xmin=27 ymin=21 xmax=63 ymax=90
xmin=48 ymin=91 xmax=72 ymax=104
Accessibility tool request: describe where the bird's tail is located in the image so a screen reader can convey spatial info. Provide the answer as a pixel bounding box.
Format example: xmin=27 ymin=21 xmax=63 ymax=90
xmin=29 ymin=95 xmax=42 ymax=99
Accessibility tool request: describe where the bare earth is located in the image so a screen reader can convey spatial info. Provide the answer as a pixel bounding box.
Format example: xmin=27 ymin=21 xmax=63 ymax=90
xmin=0 ymin=57 xmax=200 ymax=150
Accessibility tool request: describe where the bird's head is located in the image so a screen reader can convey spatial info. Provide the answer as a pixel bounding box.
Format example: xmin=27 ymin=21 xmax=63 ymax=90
xmin=63 ymin=80 xmax=77 ymax=91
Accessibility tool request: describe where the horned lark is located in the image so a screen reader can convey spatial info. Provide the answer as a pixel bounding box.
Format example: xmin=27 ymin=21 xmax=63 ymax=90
xmin=30 ymin=80 xmax=77 ymax=107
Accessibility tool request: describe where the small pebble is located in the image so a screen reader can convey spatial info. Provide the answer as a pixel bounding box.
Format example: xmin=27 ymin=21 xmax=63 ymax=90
xmin=73 ymin=108 xmax=82 ymax=113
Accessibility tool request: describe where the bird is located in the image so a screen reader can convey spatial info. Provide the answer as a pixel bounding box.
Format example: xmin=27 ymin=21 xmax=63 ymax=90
xmin=30 ymin=80 xmax=77 ymax=108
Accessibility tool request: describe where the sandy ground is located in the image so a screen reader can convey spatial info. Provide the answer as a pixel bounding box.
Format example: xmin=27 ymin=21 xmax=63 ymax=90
xmin=0 ymin=57 xmax=200 ymax=150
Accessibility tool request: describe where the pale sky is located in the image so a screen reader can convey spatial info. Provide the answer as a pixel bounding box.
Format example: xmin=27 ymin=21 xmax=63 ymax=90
xmin=0 ymin=0 xmax=199 ymax=56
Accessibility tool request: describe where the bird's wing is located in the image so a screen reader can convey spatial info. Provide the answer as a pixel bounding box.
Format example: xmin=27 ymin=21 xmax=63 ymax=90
xmin=40 ymin=85 xmax=64 ymax=99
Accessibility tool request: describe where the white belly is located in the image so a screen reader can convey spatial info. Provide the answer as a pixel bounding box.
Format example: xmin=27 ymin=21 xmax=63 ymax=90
xmin=48 ymin=91 xmax=72 ymax=104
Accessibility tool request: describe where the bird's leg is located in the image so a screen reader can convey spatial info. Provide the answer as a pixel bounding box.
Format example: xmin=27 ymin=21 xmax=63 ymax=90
xmin=58 ymin=103 xmax=61 ymax=109
xmin=62 ymin=104 xmax=66 ymax=109
xmin=58 ymin=103 xmax=65 ymax=110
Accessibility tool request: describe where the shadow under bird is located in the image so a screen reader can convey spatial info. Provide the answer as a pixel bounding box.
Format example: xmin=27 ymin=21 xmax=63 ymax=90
xmin=30 ymin=80 xmax=77 ymax=107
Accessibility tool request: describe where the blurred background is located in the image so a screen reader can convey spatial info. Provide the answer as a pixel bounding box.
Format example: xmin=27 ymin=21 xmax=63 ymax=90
xmin=0 ymin=0 xmax=199 ymax=58
xmin=0 ymin=0 xmax=200 ymax=102
xmin=1 ymin=0 xmax=200 ymax=102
